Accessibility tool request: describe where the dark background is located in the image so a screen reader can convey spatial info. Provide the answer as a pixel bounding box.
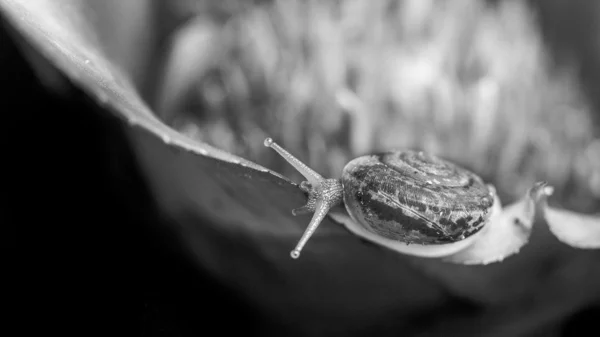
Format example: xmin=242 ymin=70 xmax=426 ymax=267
xmin=3 ymin=15 xmax=597 ymax=337
xmin=2 ymin=20 xmax=260 ymax=336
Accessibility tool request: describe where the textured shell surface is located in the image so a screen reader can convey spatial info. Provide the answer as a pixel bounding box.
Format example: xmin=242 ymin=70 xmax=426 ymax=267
xmin=341 ymin=151 xmax=494 ymax=244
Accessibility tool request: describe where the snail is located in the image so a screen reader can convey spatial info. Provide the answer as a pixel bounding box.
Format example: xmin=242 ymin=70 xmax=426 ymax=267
xmin=264 ymin=137 xmax=497 ymax=260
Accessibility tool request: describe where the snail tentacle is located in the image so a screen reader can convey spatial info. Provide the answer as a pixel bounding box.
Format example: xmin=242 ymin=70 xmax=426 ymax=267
xmin=290 ymin=179 xmax=344 ymax=258
xmin=265 ymin=138 xmax=344 ymax=258
xmin=291 ymin=200 xmax=328 ymax=259
xmin=292 ymin=204 xmax=315 ymax=216
xmin=298 ymin=181 xmax=313 ymax=193
xmin=264 ymin=138 xmax=323 ymax=185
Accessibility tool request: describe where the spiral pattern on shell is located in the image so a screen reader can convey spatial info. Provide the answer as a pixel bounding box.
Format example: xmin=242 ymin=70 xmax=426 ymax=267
xmin=341 ymin=151 xmax=494 ymax=244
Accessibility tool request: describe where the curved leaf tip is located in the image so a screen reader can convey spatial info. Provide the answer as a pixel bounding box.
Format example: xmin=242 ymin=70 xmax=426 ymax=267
xmin=541 ymin=187 xmax=600 ymax=249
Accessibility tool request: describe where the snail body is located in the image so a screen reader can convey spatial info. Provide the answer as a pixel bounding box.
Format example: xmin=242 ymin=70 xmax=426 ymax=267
xmin=264 ymin=138 xmax=495 ymax=259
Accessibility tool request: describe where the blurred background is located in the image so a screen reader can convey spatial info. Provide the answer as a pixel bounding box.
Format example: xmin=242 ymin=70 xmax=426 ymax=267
xmin=153 ymin=0 xmax=600 ymax=212
xmin=4 ymin=0 xmax=599 ymax=336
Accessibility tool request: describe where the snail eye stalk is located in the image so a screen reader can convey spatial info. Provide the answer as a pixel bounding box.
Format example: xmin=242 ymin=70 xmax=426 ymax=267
xmin=264 ymin=138 xmax=343 ymax=259
xmin=264 ymin=138 xmax=324 ymax=185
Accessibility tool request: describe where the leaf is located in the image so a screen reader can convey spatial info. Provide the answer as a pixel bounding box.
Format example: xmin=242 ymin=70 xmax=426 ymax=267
xmin=541 ymin=187 xmax=600 ymax=249
xmin=0 ymin=0 xmax=267 ymax=170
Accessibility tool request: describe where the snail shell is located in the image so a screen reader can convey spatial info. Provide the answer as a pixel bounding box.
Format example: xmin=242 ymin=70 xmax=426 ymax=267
xmin=342 ymin=151 xmax=493 ymax=245
xmin=263 ymin=138 xmax=495 ymax=259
